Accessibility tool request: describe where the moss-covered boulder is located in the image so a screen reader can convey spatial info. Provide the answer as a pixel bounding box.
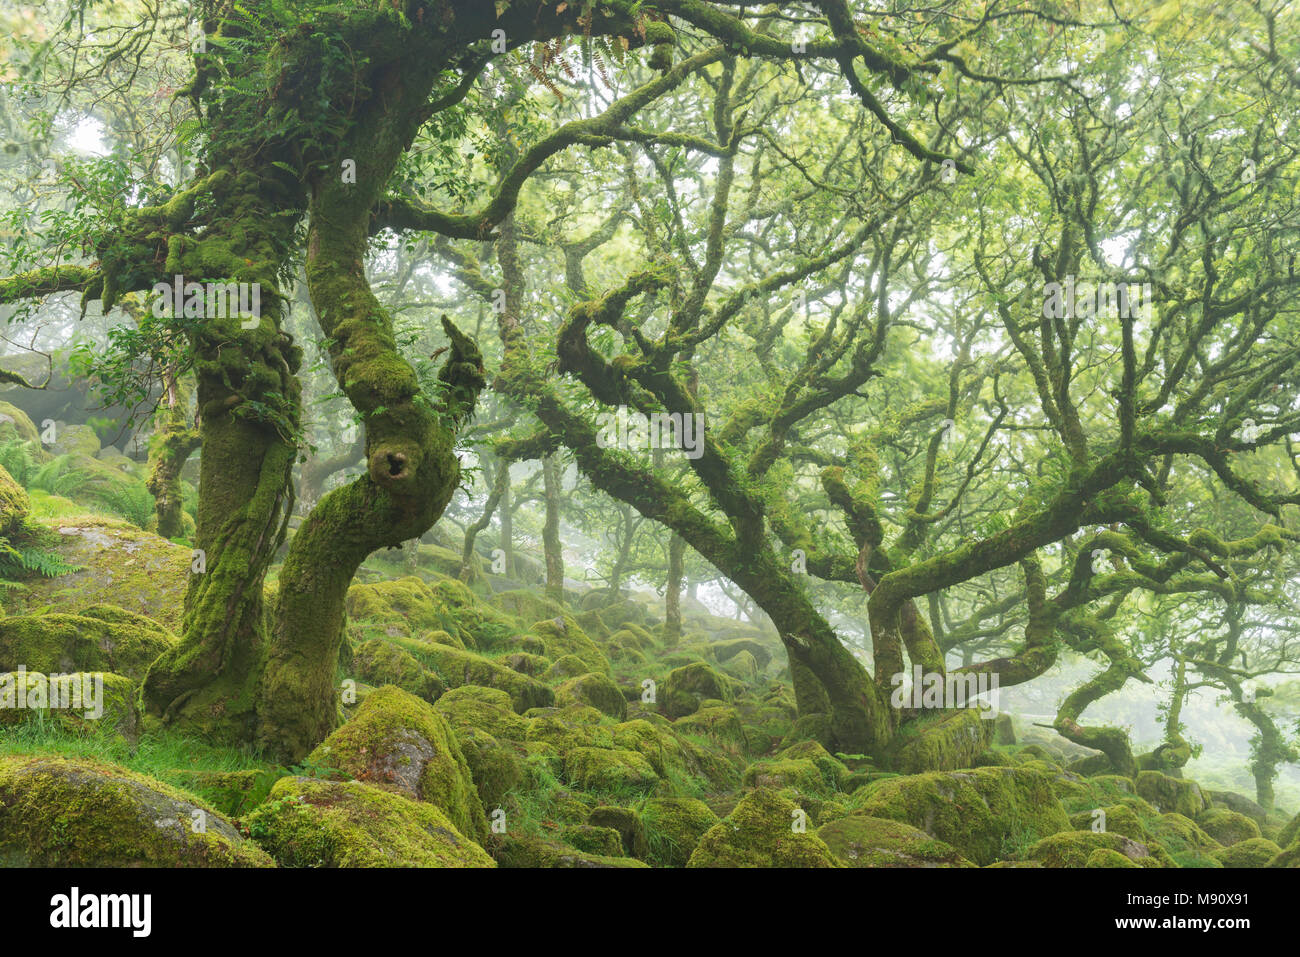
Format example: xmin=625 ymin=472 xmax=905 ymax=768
xmin=0 ymin=755 xmax=272 ymax=866
xmin=5 ymin=520 xmax=190 ymax=630
xmin=454 ymin=726 xmax=525 ymax=809
xmin=345 ymin=576 xmax=459 ymax=637
xmin=710 ymin=637 xmax=772 ymax=672
xmin=555 ymin=672 xmax=626 ymax=720
xmin=1067 ymin=804 xmax=1148 ymax=841
xmin=529 ymin=616 xmax=609 ymax=675
xmin=412 ymin=641 xmax=553 ymax=712
xmin=1211 ymin=837 xmax=1281 ymax=868
xmin=244 ymin=777 xmax=493 ymax=868
xmin=350 ymin=637 xmax=445 ymax=702
xmin=743 ymin=758 xmax=832 ymax=795
xmin=856 ymin=766 xmax=1070 ymax=866
xmin=1146 ymin=813 xmax=1223 ymax=868
xmin=885 ymin=708 xmax=995 ymax=774
xmin=817 ymin=815 xmax=976 ymax=868
xmin=1085 ymin=847 xmax=1141 ymax=868
xmin=562 ymin=824 xmax=624 ymax=857
xmin=0 ymin=462 xmax=30 ymax=537
xmin=434 ymin=684 xmax=529 ymax=741
xmin=673 ymin=704 xmax=749 ymax=752
xmin=0 ymin=400 xmax=40 ymax=445
xmin=640 ymin=797 xmax=719 ymax=867
xmin=587 ymin=805 xmax=648 ymax=858
xmin=1136 ymin=770 xmax=1206 ymax=818
xmin=488 ymin=832 xmax=649 ymax=868
xmin=0 ymin=670 xmax=139 ymax=741
xmin=0 ymin=612 xmax=171 ymax=681
xmin=661 ymin=661 xmax=738 ymax=718
xmin=1195 ymin=807 xmax=1261 ymax=847
xmin=686 ymin=788 xmax=842 ymax=868
xmin=169 ymin=768 xmax=286 ymax=817
xmin=1021 ymin=830 xmax=1174 ymax=868
xmin=564 ymin=747 xmax=659 ymax=794
xmin=306 ymin=686 xmax=487 ymax=843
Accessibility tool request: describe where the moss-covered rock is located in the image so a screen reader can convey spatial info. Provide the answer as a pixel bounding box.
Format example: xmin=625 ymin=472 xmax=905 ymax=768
xmin=244 ymin=777 xmax=493 ymax=868
xmin=529 ymin=616 xmax=609 ymax=675
xmin=1211 ymin=837 xmax=1280 ymax=868
xmin=47 ymin=424 xmax=101 ymax=458
xmin=640 ymin=797 xmax=719 ymax=867
xmin=1136 ymin=770 xmax=1207 ymax=818
xmin=1068 ymin=804 xmax=1148 ymax=842
xmin=488 ymin=832 xmax=649 ymax=868
xmin=0 ymin=670 xmax=139 ymax=741
xmin=350 ymin=638 xmax=445 ymax=702
xmin=345 ymin=576 xmax=460 ymax=637
xmin=0 ymin=755 xmax=272 ymax=866
xmin=0 ymin=612 xmax=172 ymax=681
xmin=686 ymin=788 xmax=842 ymax=868
xmin=661 ymin=661 xmax=738 ymax=718
xmin=587 ymin=805 xmax=648 ymax=858
xmin=455 ymin=726 xmax=525 ymax=809
xmin=743 ymin=758 xmax=832 ymax=795
xmin=555 ymin=672 xmax=626 ymax=720
xmin=817 ymin=814 xmax=976 ymax=868
xmin=4 ymin=520 xmax=190 ymax=630
xmin=306 ymin=686 xmax=487 ymax=843
xmin=1146 ymin=812 xmax=1223 ymax=868
xmin=1021 ymin=830 xmax=1174 ymax=868
xmin=169 ymin=768 xmax=286 ymax=817
xmin=673 ymin=704 xmax=748 ymax=751
xmin=1085 ymin=847 xmax=1141 ymax=868
xmin=411 ymin=641 xmax=553 ymax=713
xmin=856 ymin=766 xmax=1070 ymax=866
xmin=30 ymin=454 xmax=152 ymax=526
xmin=1195 ymin=807 xmax=1261 ymax=847
xmin=434 ymin=684 xmax=530 ymax=741
xmin=885 ymin=708 xmax=995 ymax=774
xmin=564 ymin=747 xmax=659 ymax=794
xmin=710 ymin=637 xmax=772 ymax=671
xmin=0 ymin=400 xmax=40 ymax=445
xmin=562 ymin=823 xmax=624 ymax=857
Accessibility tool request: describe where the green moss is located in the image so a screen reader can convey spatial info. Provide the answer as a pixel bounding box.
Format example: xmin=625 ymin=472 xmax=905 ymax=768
xmin=454 ymin=726 xmax=525 ymax=809
xmin=350 ymin=637 xmax=445 ymax=702
xmin=345 ymin=576 xmax=460 ymax=638
xmin=817 ymin=814 xmax=976 ymax=867
xmin=554 ymin=672 xmax=626 ymax=720
xmin=564 ymin=747 xmax=659 ymax=794
xmin=306 ymin=685 xmax=487 ymax=843
xmin=1195 ymin=807 xmax=1261 ymax=847
xmin=661 ymin=661 xmax=739 ymax=718
xmin=410 ymin=641 xmax=553 ymax=712
xmin=244 ymin=776 xmax=494 ymax=868
xmin=1136 ymin=771 xmax=1207 ymax=819
xmin=487 ymin=832 xmax=649 ymax=868
xmin=587 ymin=805 xmax=648 ymax=858
xmin=886 ymin=708 xmax=995 ymax=774
xmin=856 ymin=766 xmax=1071 ymax=866
xmin=544 ymin=654 xmax=591 ymax=681
xmin=0 ymin=754 xmax=273 ymax=866
xmin=673 ymin=705 xmax=748 ymax=751
xmin=1085 ymin=847 xmax=1141 ymax=868
xmin=1021 ymin=829 xmax=1174 ymax=868
xmin=639 ymin=797 xmax=719 ymax=867
xmin=169 ymin=768 xmax=286 ymax=817
xmin=686 ymin=788 xmax=842 ymax=868
xmin=529 ymin=617 xmax=610 ymax=675
xmin=743 ymin=757 xmax=831 ymax=795
xmin=1068 ymin=804 xmax=1148 ymax=841
xmin=1211 ymin=837 xmax=1280 ymax=867
xmin=562 ymin=823 xmax=624 ymax=856
xmin=1146 ymin=812 xmax=1223 ymax=868
xmin=434 ymin=685 xmax=530 ymax=741
xmin=0 ymin=612 xmax=172 ymax=682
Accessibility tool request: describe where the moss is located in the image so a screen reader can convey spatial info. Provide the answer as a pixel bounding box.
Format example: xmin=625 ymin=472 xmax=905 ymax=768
xmin=0 ymin=401 xmax=39 ymax=445
xmin=721 ymin=649 xmax=760 ymax=683
xmin=434 ymin=684 xmax=529 ymax=741
xmin=661 ymin=661 xmax=739 ymax=718
xmin=244 ymin=777 xmax=494 ymax=868
xmin=564 ymin=747 xmax=659 ymax=794
xmin=1146 ymin=812 xmax=1223 ymax=868
xmin=817 ymin=814 xmax=976 ymax=867
xmin=345 ymin=576 xmax=460 ymax=639
xmin=856 ymin=766 xmax=1071 ymax=866
xmin=528 ymin=710 xmax=615 ymax=754
xmin=1086 ymin=847 xmax=1141 ymax=868
xmin=778 ymin=712 xmax=834 ymax=750
xmin=587 ymin=805 xmax=648 ymax=858
xmin=1211 ymin=837 xmax=1280 ymax=868
xmin=639 ymin=797 xmax=719 ymax=867
xmin=562 ymin=823 xmax=624 ymax=856
xmin=169 ymin=768 xmax=286 ymax=817
xmin=686 ymin=788 xmax=842 ymax=868
xmin=1195 ymin=807 xmax=1261 ymax=847
xmin=886 ymin=709 xmax=995 ymax=774
xmin=743 ymin=757 xmax=832 ymax=795
xmin=501 ymin=652 xmax=551 ymax=677
xmin=529 ymin=617 xmax=610 ymax=675
xmin=444 ymin=726 xmax=524 ymax=810
xmin=0 ymin=612 xmax=172 ymax=682
xmin=350 ymin=637 xmax=445 ymax=702
xmin=554 ymin=672 xmax=626 ymax=720
xmin=47 ymin=424 xmax=101 ymax=458
xmin=5 ymin=520 xmax=190 ymax=631
xmin=488 ymin=832 xmax=649 ymax=868
xmin=306 ymin=685 xmax=487 ymax=843
xmin=673 ymin=705 xmax=748 ymax=751
xmin=29 ymin=453 xmax=152 ymax=526
xmin=0 ymin=754 xmax=272 ymax=866
xmin=1068 ymin=804 xmax=1148 ymax=841
xmin=778 ymin=740 xmax=850 ymax=790
xmin=410 ymin=641 xmax=553 ymax=712
xmin=1274 ymin=808 xmax=1300 ymax=849
xmin=1021 ymin=830 xmax=1174 ymax=868
xmin=1136 ymin=770 xmax=1207 ymax=819
xmin=544 ymin=654 xmax=591 ymax=681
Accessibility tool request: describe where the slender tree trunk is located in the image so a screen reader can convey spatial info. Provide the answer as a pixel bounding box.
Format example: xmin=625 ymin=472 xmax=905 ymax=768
xmin=541 ymin=454 xmax=564 ymax=602
xmin=461 ymin=457 xmax=509 ymax=582
xmin=663 ymin=532 xmax=684 ymax=647
xmin=145 ymin=368 xmax=199 ymax=540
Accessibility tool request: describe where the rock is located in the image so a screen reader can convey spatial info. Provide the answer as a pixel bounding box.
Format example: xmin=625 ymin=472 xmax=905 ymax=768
xmin=1085 ymin=847 xmax=1141 ymax=868
xmin=412 ymin=641 xmax=553 ymax=712
xmin=1068 ymin=804 xmax=1147 ymax=841
xmin=885 ymin=708 xmax=995 ymax=774
xmin=817 ymin=815 xmax=976 ymax=867
xmin=307 ymin=685 xmax=487 ymax=843
xmin=529 ymin=616 xmax=610 ymax=675
xmin=856 ymin=766 xmax=1070 ymax=866
xmin=1212 ymin=837 xmax=1280 ymax=868
xmin=994 ymin=712 xmax=1016 ymax=745
xmin=640 ymin=797 xmax=719 ymax=867
xmin=0 ymin=670 xmax=139 ymax=741
xmin=244 ymin=777 xmax=494 ymax=867
xmin=1195 ymin=807 xmax=1261 ymax=847
xmin=661 ymin=661 xmax=738 ymax=718
xmin=1021 ymin=830 xmax=1174 ymax=868
xmin=1146 ymin=812 xmax=1223 ymax=868
xmin=686 ymin=788 xmax=841 ymax=868
xmin=488 ymin=832 xmax=648 ymax=868
xmin=564 ymin=747 xmax=659 ymax=794
xmin=555 ymin=672 xmax=626 ymax=720
xmin=350 ymin=638 xmax=445 ymax=702
xmin=0 ymin=400 xmax=40 ymax=445
xmin=0 ymin=612 xmax=172 ymax=681
xmin=587 ymin=806 xmax=648 ymax=858
xmin=1136 ymin=770 xmax=1206 ymax=818
xmin=434 ymin=685 xmax=529 ymax=740
xmin=562 ymin=824 xmax=624 ymax=857
xmin=0 ymin=755 xmax=272 ymax=866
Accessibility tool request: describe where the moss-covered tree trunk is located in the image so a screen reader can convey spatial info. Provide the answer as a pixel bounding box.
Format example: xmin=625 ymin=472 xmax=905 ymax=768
xmin=145 ymin=368 xmax=199 ymax=540
xmin=541 ymin=454 xmax=564 ymax=602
